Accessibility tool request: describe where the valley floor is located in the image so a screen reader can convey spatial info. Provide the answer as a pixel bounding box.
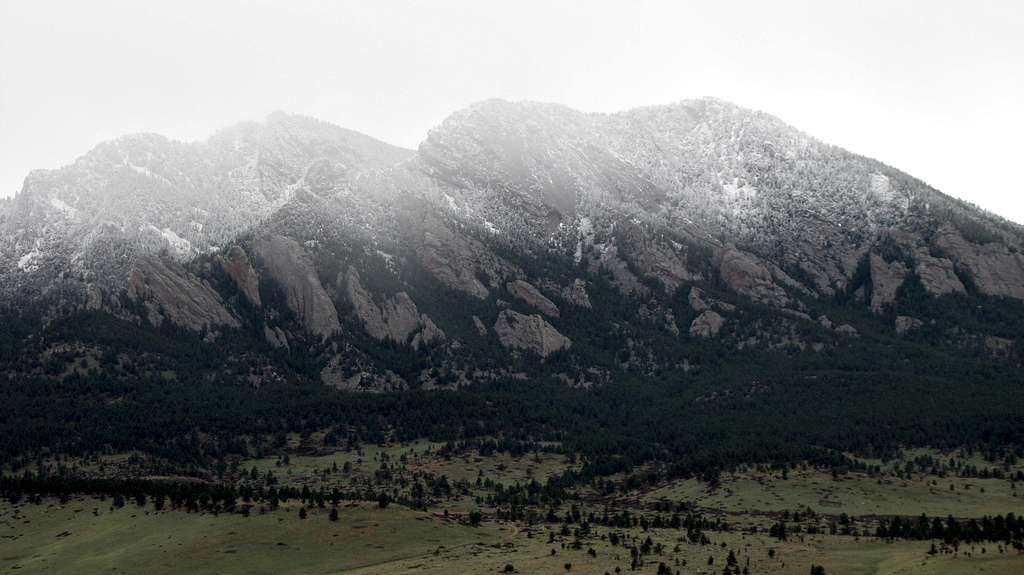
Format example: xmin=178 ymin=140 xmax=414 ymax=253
xmin=2 ymin=445 xmax=1022 ymax=574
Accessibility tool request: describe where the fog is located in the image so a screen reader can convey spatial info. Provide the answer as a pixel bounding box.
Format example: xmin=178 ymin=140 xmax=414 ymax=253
xmin=2 ymin=0 xmax=1022 ymax=222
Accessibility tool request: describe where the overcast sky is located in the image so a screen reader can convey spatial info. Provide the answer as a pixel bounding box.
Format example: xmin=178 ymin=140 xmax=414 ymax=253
xmin=2 ymin=0 xmax=1022 ymax=222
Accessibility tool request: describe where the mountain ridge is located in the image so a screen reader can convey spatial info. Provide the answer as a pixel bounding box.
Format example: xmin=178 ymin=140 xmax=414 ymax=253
xmin=2 ymin=97 xmax=1023 ymax=391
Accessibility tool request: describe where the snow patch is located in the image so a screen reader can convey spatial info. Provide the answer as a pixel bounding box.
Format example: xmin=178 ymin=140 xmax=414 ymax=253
xmin=443 ymin=193 xmax=459 ymax=212
xmin=160 ymin=228 xmax=191 ymax=255
xmin=48 ymin=197 xmax=77 ymax=218
xmin=124 ymin=158 xmax=173 ymax=187
xmin=17 ymin=248 xmax=41 ymax=272
xmin=870 ymin=173 xmax=892 ymax=198
xmin=574 ymin=216 xmax=594 ymax=264
xmin=144 ymin=225 xmax=192 ymax=257
xmin=376 ymin=249 xmax=397 ymax=272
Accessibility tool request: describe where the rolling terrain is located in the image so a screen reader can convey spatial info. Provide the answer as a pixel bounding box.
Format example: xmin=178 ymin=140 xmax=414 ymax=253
xmin=2 ymin=98 xmax=1024 ymax=573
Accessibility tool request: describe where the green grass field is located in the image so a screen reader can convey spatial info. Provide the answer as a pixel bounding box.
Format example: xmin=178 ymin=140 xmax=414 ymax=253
xmin=4 ymin=497 xmax=1022 ymax=574
xmin=640 ymin=468 xmax=1022 ymax=519
xmin=3 ymin=446 xmax=1022 ymax=574
xmin=243 ymin=440 xmax=572 ymax=488
xmin=0 ymin=499 xmax=507 ymax=575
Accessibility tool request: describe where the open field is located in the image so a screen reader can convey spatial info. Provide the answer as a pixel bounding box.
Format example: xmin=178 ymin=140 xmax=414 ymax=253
xmin=3 ymin=499 xmax=1021 ymax=574
xmin=3 ymin=446 xmax=1022 ymax=574
xmin=640 ymin=467 xmax=1023 ymax=519
xmin=0 ymin=499 xmax=508 ymax=575
xmin=243 ymin=440 xmax=573 ymax=491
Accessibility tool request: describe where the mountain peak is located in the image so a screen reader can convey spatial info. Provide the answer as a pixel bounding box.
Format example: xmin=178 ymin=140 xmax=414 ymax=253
xmin=3 ymin=98 xmax=1024 ymax=395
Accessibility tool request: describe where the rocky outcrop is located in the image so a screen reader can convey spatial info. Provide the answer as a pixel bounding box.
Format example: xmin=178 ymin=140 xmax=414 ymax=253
xmin=560 ymin=279 xmax=592 ymax=308
xmin=415 ymin=217 xmax=511 ymax=299
xmin=507 ymin=279 xmax=560 ymax=317
xmin=688 ymin=287 xmax=710 ymax=312
xmin=869 ymin=254 xmax=908 ymax=313
xmin=664 ymin=310 xmax=681 ymax=336
xmin=717 ymin=247 xmax=789 ymax=307
xmin=780 ymin=308 xmax=812 ymax=322
xmin=218 ymin=245 xmax=261 ymax=307
xmin=345 ymin=268 xmax=415 ymax=341
xmin=689 ymin=310 xmax=725 ymax=338
xmin=835 ymin=324 xmax=860 ymax=337
xmin=411 ymin=315 xmax=446 ymax=350
xmin=84 ymin=284 xmax=103 ymax=311
xmin=913 ymin=249 xmax=965 ymax=297
xmin=254 ymin=234 xmax=340 ymax=338
xmin=264 ymin=325 xmax=289 ymax=349
xmin=380 ymin=293 xmax=425 ymax=342
xmin=984 ymin=336 xmax=1014 ymax=359
xmin=128 ymin=255 xmax=239 ymax=330
xmin=493 ymin=310 xmax=571 ymax=357
xmin=587 ymin=243 xmax=647 ymax=296
xmin=937 ymin=228 xmax=1024 ymax=300
xmin=344 ymin=267 xmax=446 ymax=347
xmin=320 ymin=355 xmax=407 ymax=392
xmin=472 ymin=315 xmax=488 ymax=337
xmin=624 ymin=238 xmax=695 ymax=293
xmin=895 ymin=315 xmax=923 ymax=336
xmin=10 ymin=97 xmax=1024 ymax=392
xmin=689 ymin=287 xmax=736 ymax=314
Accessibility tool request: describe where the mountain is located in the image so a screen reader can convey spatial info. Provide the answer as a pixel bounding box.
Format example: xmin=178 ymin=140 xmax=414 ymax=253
xmin=0 ymin=113 xmax=411 ymax=305
xmin=2 ymin=98 xmax=1024 ymax=391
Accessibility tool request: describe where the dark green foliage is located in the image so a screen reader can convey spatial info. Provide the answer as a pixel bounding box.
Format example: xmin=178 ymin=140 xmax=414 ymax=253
xmin=874 ymin=512 xmax=1024 ymax=545
xmin=2 ymin=340 xmax=1023 ymax=484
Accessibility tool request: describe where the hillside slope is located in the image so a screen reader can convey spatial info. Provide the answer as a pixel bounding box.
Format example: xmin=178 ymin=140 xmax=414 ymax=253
xmin=2 ymin=98 xmax=1023 ymax=390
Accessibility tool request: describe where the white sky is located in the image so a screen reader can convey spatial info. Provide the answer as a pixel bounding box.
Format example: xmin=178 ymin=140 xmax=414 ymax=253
xmin=2 ymin=0 xmax=1022 ymax=222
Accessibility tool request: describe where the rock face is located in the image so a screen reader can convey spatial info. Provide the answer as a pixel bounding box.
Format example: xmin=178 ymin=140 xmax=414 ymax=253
xmin=937 ymin=228 xmax=1024 ymax=299
xmin=345 ymin=268 xmax=416 ymax=342
xmin=587 ymin=243 xmax=648 ymax=296
xmin=835 ymin=324 xmax=860 ymax=337
xmin=895 ymin=315 xmax=923 ymax=336
xmin=689 ymin=310 xmax=725 ymax=338
xmin=913 ymin=249 xmax=965 ymax=297
xmin=127 ymin=255 xmax=239 ymax=330
xmin=264 ymin=325 xmax=289 ymax=349
xmin=869 ymin=254 xmax=909 ymax=313
xmin=0 ymin=112 xmax=413 ymax=302
xmin=254 ymin=234 xmax=340 ymax=338
xmin=507 ymin=279 xmax=560 ymax=317
xmin=985 ymin=336 xmax=1014 ymax=359
xmin=717 ymin=247 xmax=789 ymax=307
xmin=411 ymin=315 xmax=446 ymax=350
xmin=688 ymin=287 xmax=736 ymax=314
xmin=7 ymin=96 xmax=1024 ymax=391
xmin=344 ymin=267 xmax=445 ymax=346
xmin=218 ymin=245 xmax=261 ymax=307
xmin=493 ymin=310 xmax=571 ymax=357
xmin=319 ymin=355 xmax=406 ymax=392
xmin=688 ymin=287 xmax=711 ymax=312
xmin=560 ymin=279 xmax=592 ymax=308
xmin=623 ymin=237 xmax=695 ymax=294
xmin=472 ymin=315 xmax=488 ymax=337
xmin=416 ymin=226 xmax=493 ymax=299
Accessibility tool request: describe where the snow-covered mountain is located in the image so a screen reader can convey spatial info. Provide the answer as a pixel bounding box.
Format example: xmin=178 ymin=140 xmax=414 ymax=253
xmin=0 ymin=112 xmax=411 ymax=305
xmin=3 ymin=98 xmax=1023 ymax=389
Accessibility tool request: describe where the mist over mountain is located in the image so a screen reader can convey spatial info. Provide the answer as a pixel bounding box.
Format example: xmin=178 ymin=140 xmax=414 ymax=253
xmin=2 ymin=97 xmax=1023 ymax=389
